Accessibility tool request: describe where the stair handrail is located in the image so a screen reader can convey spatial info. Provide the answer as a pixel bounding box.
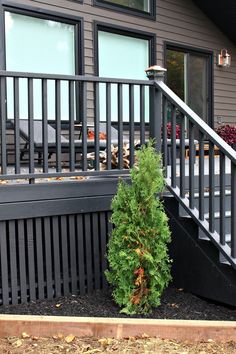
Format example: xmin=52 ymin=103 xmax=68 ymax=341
xmin=155 ymin=80 xmax=236 ymax=163
xmin=147 ymin=66 xmax=236 ymax=268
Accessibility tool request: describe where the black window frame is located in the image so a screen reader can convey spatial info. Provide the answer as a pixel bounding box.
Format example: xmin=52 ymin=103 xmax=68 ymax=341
xmin=0 ymin=0 xmax=84 ymax=125
xmin=94 ymin=21 xmax=156 ymax=76
xmin=93 ymin=0 xmax=156 ymax=20
xmin=94 ymin=22 xmax=156 ymax=126
xmin=164 ymin=41 xmax=214 ymax=128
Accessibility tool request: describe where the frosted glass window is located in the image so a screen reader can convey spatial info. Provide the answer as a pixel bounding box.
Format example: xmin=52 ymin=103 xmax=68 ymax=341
xmin=98 ymin=31 xmax=149 ymax=122
xmin=5 ymin=12 xmax=76 ymax=120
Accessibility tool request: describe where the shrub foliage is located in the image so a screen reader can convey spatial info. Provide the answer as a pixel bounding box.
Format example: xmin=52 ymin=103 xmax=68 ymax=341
xmin=105 ymin=142 xmax=172 ymax=315
xmin=215 ymin=124 xmax=236 ymax=147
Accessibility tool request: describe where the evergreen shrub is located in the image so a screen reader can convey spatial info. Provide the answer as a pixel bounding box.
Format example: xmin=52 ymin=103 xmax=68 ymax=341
xmin=105 ymin=141 xmax=172 ymax=315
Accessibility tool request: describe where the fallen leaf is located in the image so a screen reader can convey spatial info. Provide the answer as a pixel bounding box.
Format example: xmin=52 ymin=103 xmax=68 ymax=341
xmin=98 ymin=337 xmax=113 ymax=346
xmin=65 ymin=334 xmax=75 ymax=343
xmin=32 ymin=336 xmax=39 ymax=340
xmin=22 ymin=332 xmax=30 ymax=339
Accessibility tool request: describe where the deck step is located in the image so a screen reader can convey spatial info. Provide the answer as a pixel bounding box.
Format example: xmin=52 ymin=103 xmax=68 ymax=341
xmin=198 ymin=228 xmax=231 ymax=243
xmin=179 ymin=190 xmax=231 ymax=217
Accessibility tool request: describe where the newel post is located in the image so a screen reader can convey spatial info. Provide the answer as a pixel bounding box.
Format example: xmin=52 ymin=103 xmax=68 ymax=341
xmin=145 ymin=65 xmax=167 ymax=153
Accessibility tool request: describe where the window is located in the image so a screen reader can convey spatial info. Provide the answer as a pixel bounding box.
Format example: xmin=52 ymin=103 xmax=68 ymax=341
xmin=166 ymin=46 xmax=212 ymax=125
xmin=5 ymin=11 xmax=80 ymax=120
xmin=94 ymin=0 xmax=155 ymax=19
xmin=97 ymin=26 xmax=155 ymax=122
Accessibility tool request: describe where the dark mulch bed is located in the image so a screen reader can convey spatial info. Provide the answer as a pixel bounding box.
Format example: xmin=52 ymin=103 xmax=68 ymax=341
xmin=1 ymin=286 xmax=236 ymax=321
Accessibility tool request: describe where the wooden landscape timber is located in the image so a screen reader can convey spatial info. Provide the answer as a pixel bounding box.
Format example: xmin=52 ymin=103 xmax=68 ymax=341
xmin=0 ymin=316 xmax=236 ymax=342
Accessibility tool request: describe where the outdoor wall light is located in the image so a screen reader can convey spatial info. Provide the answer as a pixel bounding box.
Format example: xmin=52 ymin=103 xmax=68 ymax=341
xmin=217 ymin=49 xmax=231 ymax=68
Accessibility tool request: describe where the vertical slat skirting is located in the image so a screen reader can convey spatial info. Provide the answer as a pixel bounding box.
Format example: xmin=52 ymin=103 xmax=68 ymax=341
xmin=84 ymin=213 xmax=93 ymax=293
xmin=44 ymin=216 xmax=53 ymax=299
xmin=100 ymin=211 xmax=108 ymax=289
xmin=60 ymin=215 xmax=69 ymax=296
xmin=26 ymin=219 xmax=36 ymax=301
xmin=0 ymin=221 xmax=9 ymax=304
xmin=68 ymin=215 xmax=77 ymax=294
xmin=76 ymin=214 xmax=85 ymax=296
xmin=0 ymin=209 xmax=112 ymax=304
xmin=52 ymin=216 xmax=61 ymax=298
xmin=8 ymin=221 xmax=18 ymax=304
xmin=17 ymin=220 xmax=27 ymax=303
xmin=92 ymin=213 xmax=101 ymax=290
xmin=35 ymin=218 xmax=45 ymax=300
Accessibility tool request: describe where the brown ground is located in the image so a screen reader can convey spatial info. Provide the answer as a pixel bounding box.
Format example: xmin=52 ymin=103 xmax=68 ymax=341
xmin=0 ymin=334 xmax=236 ymax=354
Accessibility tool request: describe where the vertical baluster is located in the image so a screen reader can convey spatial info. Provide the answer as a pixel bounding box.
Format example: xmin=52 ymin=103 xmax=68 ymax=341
xmin=140 ymin=85 xmax=145 ymax=146
xmin=82 ymin=81 xmax=87 ymax=171
xmin=199 ymin=131 xmax=205 ymax=220
xmin=129 ymin=84 xmax=135 ymax=167
xmin=189 ymin=121 xmax=195 ymax=209
xmin=94 ymin=82 xmax=100 ymax=171
xmin=171 ymin=105 xmax=176 ymax=188
xmin=231 ymin=162 xmax=236 ymax=258
xmin=220 ymin=151 xmax=226 ymax=245
xmin=209 ymin=140 xmax=215 ymax=233
xmin=55 ymin=80 xmax=61 ymax=172
xmin=69 ymin=80 xmax=75 ymax=172
xmin=179 ymin=113 xmax=185 ymax=198
xmin=106 ymin=83 xmax=111 ymax=170
xmin=42 ymin=79 xmax=48 ymax=173
xmin=0 ymin=76 xmax=7 ymax=174
xmin=162 ymin=97 xmax=168 ymax=173
xmin=14 ymin=77 xmax=20 ymax=174
xmin=28 ymin=78 xmax=34 ymax=179
xmin=118 ymin=83 xmax=123 ymax=170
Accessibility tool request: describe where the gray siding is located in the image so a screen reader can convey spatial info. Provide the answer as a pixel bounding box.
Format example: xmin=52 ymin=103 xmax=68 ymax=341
xmin=5 ymin=0 xmax=236 ymax=125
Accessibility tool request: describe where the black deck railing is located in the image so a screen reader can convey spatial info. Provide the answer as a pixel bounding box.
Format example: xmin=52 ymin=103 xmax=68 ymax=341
xmin=1 ymin=69 xmax=236 ymax=268
xmin=0 ymin=70 xmax=153 ymax=182
xmin=153 ymin=76 xmax=236 ymax=268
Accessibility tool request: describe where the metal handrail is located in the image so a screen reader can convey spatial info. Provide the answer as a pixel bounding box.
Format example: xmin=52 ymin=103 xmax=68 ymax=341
xmin=0 ymin=70 xmax=154 ymax=85
xmin=153 ymin=79 xmax=236 ymax=268
xmin=155 ymin=80 xmax=236 ymax=163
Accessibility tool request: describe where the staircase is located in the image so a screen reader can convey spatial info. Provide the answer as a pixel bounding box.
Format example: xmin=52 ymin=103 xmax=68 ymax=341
xmin=149 ymin=68 xmax=236 ymax=306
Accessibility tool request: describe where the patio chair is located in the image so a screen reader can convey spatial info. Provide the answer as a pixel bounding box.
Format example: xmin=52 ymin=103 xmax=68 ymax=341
xmin=11 ymin=120 xmax=128 ymax=164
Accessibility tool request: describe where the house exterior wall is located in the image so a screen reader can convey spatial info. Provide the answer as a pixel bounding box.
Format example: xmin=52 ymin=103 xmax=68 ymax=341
xmin=2 ymin=0 xmax=236 ymax=125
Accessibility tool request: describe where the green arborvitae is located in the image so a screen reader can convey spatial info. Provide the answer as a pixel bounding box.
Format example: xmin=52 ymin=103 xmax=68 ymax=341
xmin=105 ymin=141 xmax=172 ymax=315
